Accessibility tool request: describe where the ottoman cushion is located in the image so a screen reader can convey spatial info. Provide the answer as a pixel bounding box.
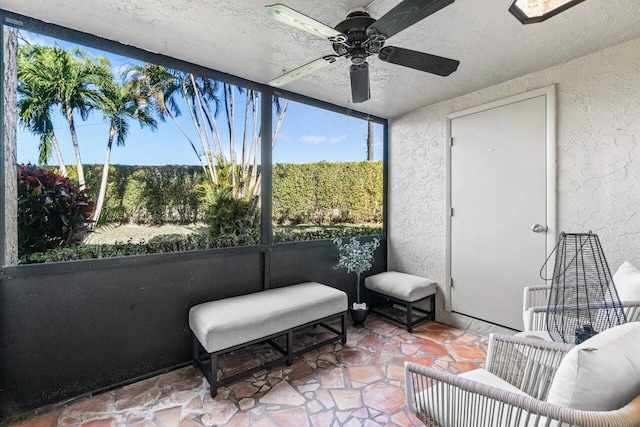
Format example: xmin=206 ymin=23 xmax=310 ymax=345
xmin=365 ymin=271 xmax=436 ymax=302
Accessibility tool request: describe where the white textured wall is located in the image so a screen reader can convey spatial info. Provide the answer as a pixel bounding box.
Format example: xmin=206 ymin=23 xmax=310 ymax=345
xmin=389 ymin=37 xmax=640 ymax=335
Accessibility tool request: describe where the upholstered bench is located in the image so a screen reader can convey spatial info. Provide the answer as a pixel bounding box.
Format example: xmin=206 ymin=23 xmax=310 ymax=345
xmin=189 ymin=282 xmax=348 ymax=397
xmin=365 ymin=271 xmax=436 ymax=332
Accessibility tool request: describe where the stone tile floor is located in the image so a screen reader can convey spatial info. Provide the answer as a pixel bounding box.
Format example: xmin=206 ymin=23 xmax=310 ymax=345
xmin=9 ymin=314 xmax=488 ymax=427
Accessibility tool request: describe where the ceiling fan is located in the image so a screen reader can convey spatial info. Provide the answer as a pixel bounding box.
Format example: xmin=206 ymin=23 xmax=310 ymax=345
xmin=265 ymin=0 xmax=460 ymax=103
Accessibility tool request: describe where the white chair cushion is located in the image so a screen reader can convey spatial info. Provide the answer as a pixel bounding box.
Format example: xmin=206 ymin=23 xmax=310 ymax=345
xmin=546 ymin=322 xmax=640 ymax=411
xmin=364 ymin=271 xmax=436 ymax=302
xmin=613 ymin=261 xmax=640 ymax=302
xmin=459 ymin=368 xmax=530 ymax=396
xmin=514 ymin=330 xmax=552 ymax=341
xmin=416 ymin=369 xmax=533 ymax=427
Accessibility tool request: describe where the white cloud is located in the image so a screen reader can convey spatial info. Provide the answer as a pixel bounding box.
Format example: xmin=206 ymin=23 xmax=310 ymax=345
xmin=328 ymin=135 xmax=347 ymax=144
xmin=300 ymin=135 xmax=327 ymax=144
xmin=299 ymin=134 xmax=347 ymax=144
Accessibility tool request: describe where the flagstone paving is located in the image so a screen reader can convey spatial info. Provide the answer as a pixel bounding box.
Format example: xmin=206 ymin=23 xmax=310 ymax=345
xmin=9 ymin=315 xmax=488 ymax=427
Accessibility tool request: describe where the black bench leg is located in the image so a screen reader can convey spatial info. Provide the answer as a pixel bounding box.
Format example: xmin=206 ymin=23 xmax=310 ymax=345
xmin=287 ymin=330 xmax=293 ymax=366
xmin=407 ymin=303 xmax=413 ymax=333
xmin=210 ymin=353 xmax=218 ymax=398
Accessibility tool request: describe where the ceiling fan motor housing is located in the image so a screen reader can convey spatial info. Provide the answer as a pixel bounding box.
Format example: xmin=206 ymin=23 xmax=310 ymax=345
xmin=332 ymin=11 xmax=382 ymax=65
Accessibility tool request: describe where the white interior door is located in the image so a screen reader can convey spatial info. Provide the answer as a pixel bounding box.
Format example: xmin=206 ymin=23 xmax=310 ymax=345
xmin=448 ymin=88 xmax=555 ymax=330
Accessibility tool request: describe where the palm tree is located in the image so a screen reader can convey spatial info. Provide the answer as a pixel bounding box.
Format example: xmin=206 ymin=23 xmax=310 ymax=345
xmin=91 ymin=75 xmax=157 ymax=225
xmin=367 ymin=120 xmax=374 ymax=161
xmin=127 ymin=63 xmax=289 ymax=202
xmin=18 ymin=45 xmax=109 ymax=190
xmin=127 ymin=64 xmax=218 ymax=179
xmin=16 ymin=45 xmax=67 ymax=175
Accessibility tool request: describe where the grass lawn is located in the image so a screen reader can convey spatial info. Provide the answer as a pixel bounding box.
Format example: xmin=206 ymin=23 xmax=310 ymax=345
xmin=85 ymin=224 xmax=207 ymax=245
xmin=85 ymin=223 xmax=382 ymax=245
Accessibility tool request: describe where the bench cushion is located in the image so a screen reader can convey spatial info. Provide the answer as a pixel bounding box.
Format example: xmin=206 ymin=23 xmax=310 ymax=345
xmin=189 ymin=282 xmax=347 ymax=353
xmin=365 ymin=271 xmax=436 ymax=302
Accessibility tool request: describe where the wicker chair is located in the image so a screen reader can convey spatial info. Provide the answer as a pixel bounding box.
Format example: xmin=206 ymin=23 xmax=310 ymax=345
xmin=523 ymin=285 xmax=640 ymax=333
xmin=405 ymin=333 xmax=640 ymax=426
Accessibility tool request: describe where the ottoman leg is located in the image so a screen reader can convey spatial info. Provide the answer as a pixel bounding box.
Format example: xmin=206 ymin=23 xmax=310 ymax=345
xmin=407 ymin=303 xmax=413 ymax=333
xmin=192 ymin=334 xmax=199 ymax=367
xmin=430 ymin=294 xmax=436 ymax=320
xmin=341 ymin=312 xmax=348 ymax=344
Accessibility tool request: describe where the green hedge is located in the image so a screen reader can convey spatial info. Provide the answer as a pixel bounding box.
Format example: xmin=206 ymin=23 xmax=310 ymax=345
xmin=23 ymin=225 xmax=383 ymax=263
xmin=272 ymin=161 xmax=383 ymax=225
xmin=61 ymin=161 xmax=383 ymax=226
xmin=63 ymin=165 xmax=206 ymax=225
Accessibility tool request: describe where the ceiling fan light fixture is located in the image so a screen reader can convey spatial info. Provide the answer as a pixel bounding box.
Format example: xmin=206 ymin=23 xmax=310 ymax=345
xmin=509 ymin=0 xmax=586 ymax=24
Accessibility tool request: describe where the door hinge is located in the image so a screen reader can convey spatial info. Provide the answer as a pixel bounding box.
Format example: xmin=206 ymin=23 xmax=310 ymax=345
xmin=450 ymin=277 xmax=454 ymax=288
xmin=450 ymin=207 xmax=454 ymax=216
xmin=450 ymin=137 xmax=454 ymax=147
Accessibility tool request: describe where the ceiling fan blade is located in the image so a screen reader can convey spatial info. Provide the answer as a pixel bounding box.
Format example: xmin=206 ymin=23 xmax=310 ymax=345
xmin=368 ymin=0 xmax=455 ymax=39
xmin=378 ymin=46 xmax=459 ymax=76
xmin=269 ymin=56 xmax=338 ymax=87
xmin=265 ymin=4 xmax=347 ymax=43
xmin=350 ymin=63 xmax=370 ymax=103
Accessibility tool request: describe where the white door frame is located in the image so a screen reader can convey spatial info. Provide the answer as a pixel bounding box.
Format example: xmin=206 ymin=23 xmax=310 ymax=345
xmin=444 ymin=85 xmax=557 ymax=312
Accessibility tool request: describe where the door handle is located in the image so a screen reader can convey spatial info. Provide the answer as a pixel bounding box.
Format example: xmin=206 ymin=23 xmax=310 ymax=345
xmin=531 ymin=224 xmax=546 ymax=233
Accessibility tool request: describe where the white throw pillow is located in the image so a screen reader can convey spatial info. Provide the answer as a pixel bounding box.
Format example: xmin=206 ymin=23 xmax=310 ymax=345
xmin=546 ymin=322 xmax=640 ymax=411
xmin=613 ymin=261 xmax=640 ymax=302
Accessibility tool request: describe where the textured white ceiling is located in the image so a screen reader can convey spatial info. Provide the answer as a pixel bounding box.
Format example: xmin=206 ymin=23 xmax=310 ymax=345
xmin=3 ymin=0 xmax=640 ymax=118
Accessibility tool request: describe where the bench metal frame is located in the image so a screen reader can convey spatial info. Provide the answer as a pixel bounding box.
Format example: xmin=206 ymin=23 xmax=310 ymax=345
xmin=367 ymin=290 xmax=435 ymax=333
xmin=193 ymin=311 xmax=348 ymax=397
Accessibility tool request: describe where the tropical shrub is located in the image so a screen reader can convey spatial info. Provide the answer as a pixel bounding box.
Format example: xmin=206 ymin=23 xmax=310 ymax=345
xmin=17 ymin=164 xmax=94 ymax=260
xmin=200 ymin=183 xmax=260 ymax=244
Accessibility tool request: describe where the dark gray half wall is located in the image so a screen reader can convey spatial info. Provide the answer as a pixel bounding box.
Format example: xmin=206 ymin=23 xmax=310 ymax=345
xmin=0 ymin=237 xmax=386 ymax=418
xmin=270 ymin=237 xmax=387 ymax=302
xmin=0 ymin=248 xmax=263 ymax=417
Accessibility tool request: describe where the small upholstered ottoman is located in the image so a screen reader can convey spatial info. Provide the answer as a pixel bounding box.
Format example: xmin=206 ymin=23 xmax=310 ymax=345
xmin=365 ymin=271 xmax=436 ymax=332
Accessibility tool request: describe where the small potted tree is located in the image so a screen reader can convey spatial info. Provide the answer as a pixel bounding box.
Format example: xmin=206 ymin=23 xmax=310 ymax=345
xmin=333 ymin=236 xmax=381 ymax=327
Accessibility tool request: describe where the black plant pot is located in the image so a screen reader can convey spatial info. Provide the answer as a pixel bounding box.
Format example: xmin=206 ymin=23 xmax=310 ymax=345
xmin=350 ymin=307 xmax=368 ymax=328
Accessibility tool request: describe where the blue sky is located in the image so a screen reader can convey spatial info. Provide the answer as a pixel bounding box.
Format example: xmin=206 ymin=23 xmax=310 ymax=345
xmin=17 ymin=31 xmax=383 ymax=167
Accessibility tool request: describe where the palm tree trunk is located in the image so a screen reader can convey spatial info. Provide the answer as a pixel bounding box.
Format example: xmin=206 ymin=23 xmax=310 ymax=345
xmin=247 ymin=93 xmax=259 ymax=197
xmin=228 ymin=86 xmax=237 ymax=196
xmin=165 ymin=108 xmax=211 ymax=180
xmin=186 ymin=76 xmax=217 ymax=183
xmin=250 ymin=98 xmax=289 ymax=199
xmin=241 ymin=92 xmax=251 ymax=183
xmin=50 ymin=131 xmax=68 ymax=177
xmin=272 ymin=99 xmax=289 ymax=148
xmin=65 ymin=105 xmax=86 ymax=190
xmin=203 ymin=98 xmax=225 ymax=163
xmin=92 ymin=125 xmax=115 ymax=226
xmin=367 ymin=120 xmax=374 ymax=161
